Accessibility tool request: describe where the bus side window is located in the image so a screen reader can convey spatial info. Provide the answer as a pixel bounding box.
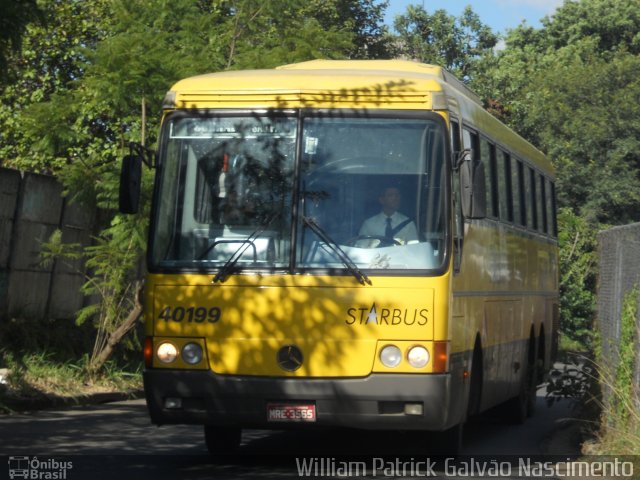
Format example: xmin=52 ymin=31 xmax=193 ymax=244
xmin=539 ymin=173 xmax=548 ymax=234
xmin=544 ymin=177 xmax=556 ymax=237
xmin=550 ymin=181 xmax=558 ymax=237
xmin=499 ymin=150 xmax=513 ymax=222
xmin=480 ymin=138 xmax=498 ymax=219
xmin=527 ymin=166 xmax=537 ymax=231
xmin=513 ymin=158 xmax=526 ymax=227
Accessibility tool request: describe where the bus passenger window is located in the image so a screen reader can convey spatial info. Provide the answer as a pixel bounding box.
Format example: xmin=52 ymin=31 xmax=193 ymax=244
xmin=480 ymin=138 xmax=498 ymax=218
xmin=499 ymin=151 xmax=513 ymax=222
xmin=527 ymin=167 xmax=537 ymax=231
xmin=539 ymin=174 xmax=548 ymax=234
xmin=544 ymin=177 xmax=554 ymax=236
xmin=512 ymin=158 xmax=525 ymax=227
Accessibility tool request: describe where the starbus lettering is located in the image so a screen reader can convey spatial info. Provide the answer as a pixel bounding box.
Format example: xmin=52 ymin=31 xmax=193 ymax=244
xmin=346 ymin=304 xmax=428 ymax=326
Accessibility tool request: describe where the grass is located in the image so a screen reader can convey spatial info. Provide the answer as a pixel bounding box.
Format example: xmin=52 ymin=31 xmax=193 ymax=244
xmin=558 ymin=333 xmax=588 ymax=353
xmin=0 ymin=351 xmax=142 ymax=406
xmin=0 ymin=316 xmax=143 ymax=412
xmin=584 ymin=288 xmax=640 ymax=455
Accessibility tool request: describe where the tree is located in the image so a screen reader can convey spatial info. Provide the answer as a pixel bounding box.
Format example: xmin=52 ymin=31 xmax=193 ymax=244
xmin=215 ymin=0 xmax=357 ymax=69
xmin=557 ymin=208 xmax=597 ymax=347
xmin=541 ymin=0 xmax=640 ymax=56
xmin=523 ymin=51 xmax=640 ymax=225
xmin=0 ymin=0 xmax=108 ymax=173
xmin=306 ymin=0 xmax=390 ymax=59
xmin=478 ymin=0 xmax=640 ymax=224
xmin=390 ymin=5 xmax=498 ymax=80
xmin=0 ymin=0 xmax=42 ymax=79
xmin=1 ymin=0 xmax=390 ymax=374
xmin=474 ymin=0 xmax=640 ymax=350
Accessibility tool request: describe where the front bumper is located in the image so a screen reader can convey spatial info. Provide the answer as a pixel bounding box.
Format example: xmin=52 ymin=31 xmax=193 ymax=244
xmin=144 ymin=369 xmax=462 ymax=431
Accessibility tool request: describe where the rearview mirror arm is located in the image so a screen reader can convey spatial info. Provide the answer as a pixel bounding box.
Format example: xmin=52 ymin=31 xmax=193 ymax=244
xmin=453 ymin=148 xmax=471 ymax=171
xmin=128 ymin=142 xmax=157 ymax=169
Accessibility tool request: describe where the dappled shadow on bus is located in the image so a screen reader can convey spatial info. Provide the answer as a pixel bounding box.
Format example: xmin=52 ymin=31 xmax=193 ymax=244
xmin=180 ymin=77 xmax=418 ymax=112
xmin=143 ymin=76 xmax=459 ymax=466
xmin=156 ymin=76 xmax=436 ymax=380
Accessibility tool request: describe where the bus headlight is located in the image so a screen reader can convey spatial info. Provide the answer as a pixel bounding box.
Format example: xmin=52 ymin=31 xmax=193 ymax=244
xmin=157 ymin=342 xmax=178 ymax=363
xmin=407 ymin=346 xmax=430 ymax=368
xmin=380 ymin=345 xmax=402 ymax=368
xmin=182 ymin=342 xmax=203 ymax=365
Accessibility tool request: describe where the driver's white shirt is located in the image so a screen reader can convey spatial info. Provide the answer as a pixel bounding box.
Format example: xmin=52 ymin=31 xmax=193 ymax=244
xmin=358 ymin=212 xmax=418 ymax=244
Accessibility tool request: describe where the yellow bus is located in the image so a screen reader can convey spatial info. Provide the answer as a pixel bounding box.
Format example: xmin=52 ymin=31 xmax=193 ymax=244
xmin=120 ymin=60 xmax=559 ymax=454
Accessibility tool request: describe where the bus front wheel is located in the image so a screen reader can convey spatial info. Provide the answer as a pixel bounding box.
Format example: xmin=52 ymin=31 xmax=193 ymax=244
xmin=204 ymin=425 xmax=242 ymax=455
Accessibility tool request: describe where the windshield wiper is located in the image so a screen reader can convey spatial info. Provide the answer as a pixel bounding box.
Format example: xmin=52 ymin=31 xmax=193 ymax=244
xmin=302 ymin=216 xmax=371 ymax=286
xmin=210 ymin=213 xmax=278 ymax=284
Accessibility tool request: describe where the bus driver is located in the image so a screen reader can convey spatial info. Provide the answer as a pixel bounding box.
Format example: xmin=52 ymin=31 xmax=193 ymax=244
xmin=359 ymin=186 xmax=418 ymax=245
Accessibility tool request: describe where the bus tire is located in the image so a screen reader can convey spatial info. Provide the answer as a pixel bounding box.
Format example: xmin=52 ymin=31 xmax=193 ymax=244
xmin=204 ymin=425 xmax=242 ymax=455
xmin=505 ymin=376 xmax=528 ymax=424
xmin=467 ymin=341 xmax=483 ymax=417
xmin=527 ymin=345 xmax=539 ymax=418
xmin=505 ymin=338 xmax=536 ymax=424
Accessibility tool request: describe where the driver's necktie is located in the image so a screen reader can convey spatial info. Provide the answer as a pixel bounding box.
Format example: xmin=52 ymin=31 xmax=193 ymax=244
xmin=385 ymin=217 xmax=393 ymax=239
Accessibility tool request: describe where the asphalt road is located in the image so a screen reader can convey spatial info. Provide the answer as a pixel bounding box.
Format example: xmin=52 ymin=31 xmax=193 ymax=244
xmin=0 ymin=389 xmax=580 ymax=480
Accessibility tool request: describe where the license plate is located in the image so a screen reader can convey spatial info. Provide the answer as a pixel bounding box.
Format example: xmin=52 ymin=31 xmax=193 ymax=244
xmin=267 ymin=403 xmax=316 ymax=422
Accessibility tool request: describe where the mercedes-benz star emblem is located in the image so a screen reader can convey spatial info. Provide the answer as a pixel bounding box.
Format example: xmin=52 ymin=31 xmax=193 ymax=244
xmin=277 ymin=345 xmax=303 ymax=372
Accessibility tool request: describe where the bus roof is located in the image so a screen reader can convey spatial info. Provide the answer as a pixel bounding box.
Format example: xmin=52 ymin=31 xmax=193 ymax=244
xmin=277 ymin=59 xmax=482 ymax=104
xmin=166 ymin=59 xmax=552 ymax=175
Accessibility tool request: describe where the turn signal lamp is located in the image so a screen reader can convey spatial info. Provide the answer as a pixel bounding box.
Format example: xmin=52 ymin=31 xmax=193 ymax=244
xmin=432 ymin=341 xmax=450 ymax=373
xmin=144 ymin=337 xmax=153 ymax=367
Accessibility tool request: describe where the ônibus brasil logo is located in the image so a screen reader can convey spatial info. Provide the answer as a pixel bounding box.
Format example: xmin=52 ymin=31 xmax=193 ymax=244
xmin=8 ymin=456 xmax=73 ymax=479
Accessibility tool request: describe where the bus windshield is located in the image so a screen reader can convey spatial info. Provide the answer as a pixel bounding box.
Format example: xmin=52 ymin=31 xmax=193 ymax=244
xmin=150 ymin=111 xmax=447 ymax=274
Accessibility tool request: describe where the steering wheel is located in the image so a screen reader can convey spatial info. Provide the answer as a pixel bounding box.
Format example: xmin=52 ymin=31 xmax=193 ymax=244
xmin=346 ymin=235 xmax=401 ymax=248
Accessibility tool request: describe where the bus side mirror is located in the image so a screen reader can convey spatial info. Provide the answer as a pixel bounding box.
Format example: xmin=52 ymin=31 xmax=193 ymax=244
xmin=460 ymin=157 xmax=486 ymax=220
xmin=119 ymin=154 xmax=142 ymax=214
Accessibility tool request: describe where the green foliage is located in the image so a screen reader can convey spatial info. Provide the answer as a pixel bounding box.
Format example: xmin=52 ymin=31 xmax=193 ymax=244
xmin=0 ymin=0 xmax=108 ymax=173
xmin=557 ymin=208 xmax=597 ymax=348
xmin=0 ymin=0 xmax=390 ymax=375
xmin=522 ymin=52 xmax=640 ymax=224
xmin=591 ymin=288 xmax=640 ymax=455
xmin=390 ymin=5 xmax=497 ymax=79
xmin=0 ymin=0 xmax=42 ymax=78
xmin=611 ymin=288 xmax=638 ymax=421
xmin=216 ymin=0 xmax=355 ymax=69
xmin=307 ymin=0 xmax=389 ymax=59
xmin=474 ymin=0 xmax=640 ymax=224
xmin=0 ymin=350 xmax=141 ymax=407
xmin=474 ymin=0 xmax=640 ymax=355
xmin=0 ymin=317 xmax=95 ymax=361
xmin=40 ymin=213 xmax=146 ymax=373
xmin=541 ymin=0 xmax=640 ymax=56
xmin=3 ymin=351 xmax=83 ymax=397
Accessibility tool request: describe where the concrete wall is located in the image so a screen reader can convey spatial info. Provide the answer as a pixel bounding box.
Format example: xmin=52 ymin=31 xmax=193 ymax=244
xmin=0 ymin=167 xmax=94 ymax=320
